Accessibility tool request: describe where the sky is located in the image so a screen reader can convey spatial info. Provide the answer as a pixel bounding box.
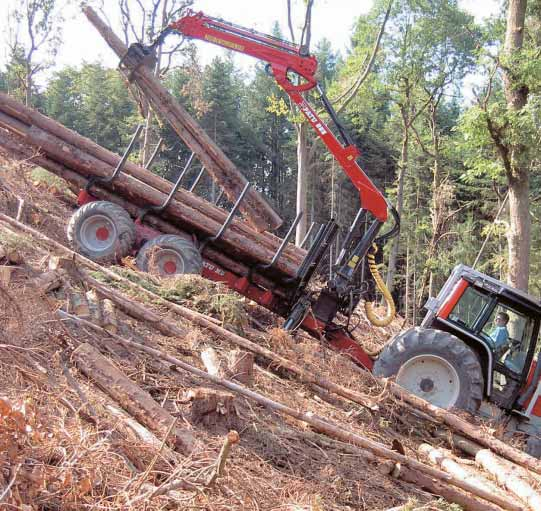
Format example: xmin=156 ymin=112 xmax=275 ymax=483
xmin=0 ymin=0 xmax=503 ymax=86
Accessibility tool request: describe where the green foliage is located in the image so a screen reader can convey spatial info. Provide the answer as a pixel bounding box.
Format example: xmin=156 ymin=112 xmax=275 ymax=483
xmin=43 ymin=63 xmax=140 ymax=153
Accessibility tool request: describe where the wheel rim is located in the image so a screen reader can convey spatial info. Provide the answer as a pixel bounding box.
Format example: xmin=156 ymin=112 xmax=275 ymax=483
xmin=396 ymin=354 xmax=460 ymax=409
xmin=149 ymin=248 xmax=185 ymax=276
xmin=80 ymin=215 xmax=117 ymax=252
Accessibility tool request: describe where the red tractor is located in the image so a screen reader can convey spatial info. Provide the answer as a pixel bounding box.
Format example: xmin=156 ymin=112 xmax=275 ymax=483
xmin=67 ymin=10 xmax=541 ymax=456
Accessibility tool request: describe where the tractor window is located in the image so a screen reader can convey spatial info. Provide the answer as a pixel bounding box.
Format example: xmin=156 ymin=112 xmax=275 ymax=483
xmin=481 ymin=305 xmax=533 ymax=374
xmin=448 ymin=286 xmax=491 ymax=330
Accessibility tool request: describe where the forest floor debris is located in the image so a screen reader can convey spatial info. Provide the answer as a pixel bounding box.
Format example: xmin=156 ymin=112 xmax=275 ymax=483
xmin=0 ymin=158 xmax=538 ymax=510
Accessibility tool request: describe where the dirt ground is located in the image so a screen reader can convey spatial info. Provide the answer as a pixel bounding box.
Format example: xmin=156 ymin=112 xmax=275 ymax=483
xmin=0 ymin=158 xmax=488 ymax=510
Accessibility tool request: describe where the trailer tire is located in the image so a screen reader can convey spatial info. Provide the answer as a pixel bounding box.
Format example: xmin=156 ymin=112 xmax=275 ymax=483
xmin=136 ymin=235 xmax=202 ymax=276
xmin=373 ymin=327 xmax=483 ymax=414
xmin=67 ymin=201 xmax=136 ymax=263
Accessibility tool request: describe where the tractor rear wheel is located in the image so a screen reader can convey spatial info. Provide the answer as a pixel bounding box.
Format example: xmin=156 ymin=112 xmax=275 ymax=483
xmin=67 ymin=201 xmax=136 ymax=263
xmin=373 ymin=327 xmax=484 ymax=414
xmin=136 ymin=235 xmax=202 ymax=276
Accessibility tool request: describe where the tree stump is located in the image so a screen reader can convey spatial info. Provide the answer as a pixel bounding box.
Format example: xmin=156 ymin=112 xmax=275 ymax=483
xmin=185 ymin=388 xmax=241 ymax=433
xmin=226 ymin=349 xmax=254 ymax=386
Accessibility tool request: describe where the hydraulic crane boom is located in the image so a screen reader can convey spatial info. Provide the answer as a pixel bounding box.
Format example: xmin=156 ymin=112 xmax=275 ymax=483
xmin=155 ymin=10 xmax=389 ymax=223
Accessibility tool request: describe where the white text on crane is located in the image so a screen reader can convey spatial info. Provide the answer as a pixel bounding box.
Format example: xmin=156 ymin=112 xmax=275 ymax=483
xmin=299 ymin=101 xmax=328 ymax=136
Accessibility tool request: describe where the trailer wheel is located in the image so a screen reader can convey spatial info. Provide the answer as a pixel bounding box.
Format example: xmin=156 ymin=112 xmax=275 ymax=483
xmin=136 ymin=235 xmax=202 ymax=276
xmin=67 ymin=201 xmax=136 ymax=263
xmin=373 ymin=327 xmax=483 ymax=414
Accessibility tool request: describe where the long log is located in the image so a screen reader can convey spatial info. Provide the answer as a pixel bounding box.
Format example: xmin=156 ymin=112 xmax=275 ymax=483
xmin=72 ymin=342 xmax=196 ymax=454
xmin=59 ymin=310 xmax=525 ymax=511
xmin=81 ymin=6 xmax=281 ymax=233
xmin=0 ymin=117 xmax=300 ymax=278
xmin=445 ymin=433 xmax=541 ymax=510
xmin=418 ymin=444 xmax=522 ymax=511
xmin=387 ymin=381 xmax=541 ymax=475
xmin=0 ymin=94 xmax=302 ymax=266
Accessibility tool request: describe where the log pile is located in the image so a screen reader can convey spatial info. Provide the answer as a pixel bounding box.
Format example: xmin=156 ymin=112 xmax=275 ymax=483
xmin=0 ymin=101 xmax=304 ymax=283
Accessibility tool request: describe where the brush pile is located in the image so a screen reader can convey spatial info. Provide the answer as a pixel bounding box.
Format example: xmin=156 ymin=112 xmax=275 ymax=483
xmin=2 ymin=152 xmax=541 ymax=510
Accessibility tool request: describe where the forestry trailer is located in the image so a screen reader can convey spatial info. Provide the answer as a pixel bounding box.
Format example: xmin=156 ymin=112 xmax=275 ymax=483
xmin=67 ymin=10 xmax=541 ymax=455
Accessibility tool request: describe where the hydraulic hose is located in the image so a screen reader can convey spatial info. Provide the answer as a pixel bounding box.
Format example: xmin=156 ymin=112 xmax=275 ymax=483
xmin=364 ymin=243 xmax=396 ymax=327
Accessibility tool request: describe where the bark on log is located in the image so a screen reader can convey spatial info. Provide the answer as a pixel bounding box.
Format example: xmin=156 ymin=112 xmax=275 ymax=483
xmin=85 ymin=289 xmax=101 ymax=323
xmin=60 ymin=311 xmax=523 ymax=511
xmin=475 ymin=449 xmax=541 ymax=511
xmin=68 ymin=288 xmax=90 ymax=317
xmin=73 ymin=342 xmax=196 ymax=454
xmin=444 ymin=432 xmax=541 ymax=510
xmin=0 ymin=129 xmax=289 ymax=293
xmin=0 ymin=266 xmax=13 ymax=287
xmin=101 ymin=299 xmax=118 ymax=334
xmin=0 ymin=93 xmax=300 ymax=264
xmin=81 ymin=6 xmax=282 ymax=233
xmin=397 ymin=467 xmax=501 ymax=511
xmin=418 ymin=443 xmax=521 ymax=511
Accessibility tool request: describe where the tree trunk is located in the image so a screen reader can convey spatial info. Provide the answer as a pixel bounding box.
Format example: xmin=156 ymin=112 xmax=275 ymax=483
xmin=386 ymin=121 xmax=408 ymax=292
xmin=295 ymin=123 xmax=309 ymax=246
xmin=503 ymin=0 xmax=530 ymax=291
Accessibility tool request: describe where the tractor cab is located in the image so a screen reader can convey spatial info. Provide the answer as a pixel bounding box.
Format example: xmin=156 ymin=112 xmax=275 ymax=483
xmin=422 ymin=265 xmax=541 ymax=414
xmin=374 ymin=265 xmax=541 ymax=436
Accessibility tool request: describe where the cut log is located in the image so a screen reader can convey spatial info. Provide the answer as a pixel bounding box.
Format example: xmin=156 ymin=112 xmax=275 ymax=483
xmin=28 ymin=270 xmax=63 ymax=294
xmin=85 ymin=289 xmax=101 ymax=323
xmin=226 ymin=349 xmax=254 ymax=386
xmin=72 ymin=342 xmax=196 ymax=454
xmin=386 ymin=380 xmax=541 ymax=475
xmin=68 ymin=287 xmax=90 ymax=317
xmin=443 ymin=432 xmax=541 ymax=510
xmin=101 ymin=299 xmax=118 ymax=334
xmin=397 ymin=467 xmax=501 ymax=511
xmin=81 ymin=6 xmax=282 ymax=233
xmin=475 ymin=449 xmax=541 ymax=511
xmin=418 ymin=443 xmax=521 ymax=511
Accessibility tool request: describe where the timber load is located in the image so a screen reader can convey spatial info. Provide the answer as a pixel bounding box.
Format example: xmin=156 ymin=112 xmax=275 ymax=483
xmin=82 ymin=5 xmax=282 ymax=234
xmin=0 ymin=95 xmax=305 ymax=286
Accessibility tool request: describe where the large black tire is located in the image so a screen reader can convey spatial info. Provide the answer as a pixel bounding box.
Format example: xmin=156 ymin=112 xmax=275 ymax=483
xmin=373 ymin=327 xmax=484 ymax=414
xmin=67 ymin=201 xmax=136 ymax=263
xmin=136 ymin=235 xmax=202 ymax=276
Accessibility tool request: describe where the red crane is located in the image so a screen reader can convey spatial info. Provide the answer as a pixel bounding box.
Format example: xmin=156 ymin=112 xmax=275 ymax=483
xmin=153 ymin=10 xmax=390 ymax=223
